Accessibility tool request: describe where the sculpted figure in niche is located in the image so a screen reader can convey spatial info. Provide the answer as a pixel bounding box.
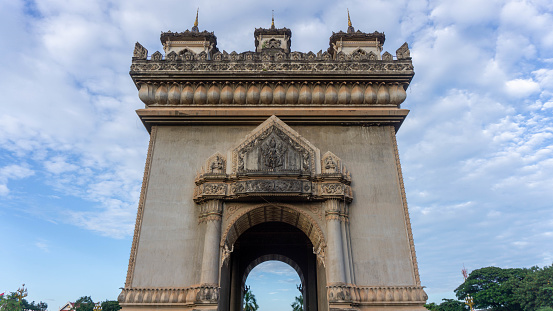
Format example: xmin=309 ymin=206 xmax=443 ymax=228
xmin=264 ymin=38 xmax=282 ymax=49
xmin=324 ymin=156 xmax=337 ymax=172
xmin=261 ymin=137 xmax=287 ymax=170
xmin=210 ymin=155 xmax=225 ymax=174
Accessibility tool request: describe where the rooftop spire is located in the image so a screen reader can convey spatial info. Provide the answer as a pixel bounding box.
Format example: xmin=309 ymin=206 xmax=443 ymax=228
xmin=271 ymin=10 xmax=275 ymax=29
xmin=192 ymin=8 xmax=199 ymax=32
xmin=347 ymin=9 xmax=355 ymax=33
xmin=348 ymin=9 xmax=352 ymax=27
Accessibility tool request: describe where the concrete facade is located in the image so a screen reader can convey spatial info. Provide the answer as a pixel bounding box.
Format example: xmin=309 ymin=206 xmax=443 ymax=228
xmin=120 ymin=16 xmax=426 ymax=311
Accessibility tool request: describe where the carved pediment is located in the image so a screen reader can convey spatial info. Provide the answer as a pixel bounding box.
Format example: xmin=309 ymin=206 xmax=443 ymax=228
xmin=194 ymin=116 xmax=352 ymax=203
xmin=231 ymin=115 xmax=320 ymax=176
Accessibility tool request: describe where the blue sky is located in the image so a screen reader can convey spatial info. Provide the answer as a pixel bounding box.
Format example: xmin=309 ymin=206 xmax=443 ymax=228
xmin=1 ymin=0 xmax=553 ymax=310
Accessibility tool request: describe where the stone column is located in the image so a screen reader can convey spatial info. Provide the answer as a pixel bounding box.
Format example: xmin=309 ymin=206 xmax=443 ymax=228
xmin=200 ymin=199 xmax=223 ymax=286
xmin=340 ymin=204 xmax=352 ymax=284
xmin=324 ymin=199 xmax=346 ymax=284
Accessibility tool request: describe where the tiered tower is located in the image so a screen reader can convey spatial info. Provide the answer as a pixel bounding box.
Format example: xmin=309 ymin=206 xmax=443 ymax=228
xmin=120 ymin=13 xmax=426 ymax=311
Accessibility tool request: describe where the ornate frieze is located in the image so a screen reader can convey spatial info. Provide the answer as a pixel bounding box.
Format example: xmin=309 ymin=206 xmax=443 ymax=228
xmin=118 ymin=284 xmax=219 ymax=305
xmin=326 ymin=285 xmax=427 ymax=305
xmin=132 ymin=42 xmax=409 ymax=64
xmin=130 ymin=58 xmax=413 ymax=72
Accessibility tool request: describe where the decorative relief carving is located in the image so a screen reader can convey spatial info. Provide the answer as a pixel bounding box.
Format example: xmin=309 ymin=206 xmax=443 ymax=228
xmin=261 ymin=137 xmax=287 ymax=170
xmin=195 ymin=285 xmax=219 ymax=303
xmin=194 ymin=116 xmax=352 ymax=203
xmin=198 ymin=200 xmax=223 ymax=223
xmin=246 ymin=180 xmax=301 ymax=193
xmin=151 ymin=51 xmax=163 ymax=61
xmin=220 ymin=242 xmax=234 ymax=267
xmin=327 ymin=284 xmax=352 ymax=303
xmin=382 ymin=51 xmax=393 ymax=61
xmin=396 ymin=42 xmax=411 ymax=60
xmin=118 ymin=285 xmax=221 ymax=305
xmin=166 ymin=51 xmax=178 ymax=61
xmin=133 ymin=42 xmax=148 ymax=59
xmin=130 ymin=59 xmax=413 ymax=73
xmin=231 ymin=116 xmax=317 ymax=176
xmin=313 ymin=244 xmax=326 ymax=267
xmin=201 ymin=183 xmax=226 ymax=195
xmin=325 ymin=285 xmax=427 ymax=305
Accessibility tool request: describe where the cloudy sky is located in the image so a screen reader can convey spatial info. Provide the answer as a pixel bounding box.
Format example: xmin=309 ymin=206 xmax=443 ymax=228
xmin=1 ymin=0 xmax=552 ymax=310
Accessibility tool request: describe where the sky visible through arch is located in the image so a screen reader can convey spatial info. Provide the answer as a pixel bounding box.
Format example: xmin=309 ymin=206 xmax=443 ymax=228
xmin=246 ymin=261 xmax=302 ymax=311
xmin=1 ymin=0 xmax=553 ymax=310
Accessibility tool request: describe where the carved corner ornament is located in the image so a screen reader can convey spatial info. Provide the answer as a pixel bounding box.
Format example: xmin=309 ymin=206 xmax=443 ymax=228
xmin=396 ymin=42 xmax=411 ymax=60
xmin=133 ymin=42 xmax=148 ymax=60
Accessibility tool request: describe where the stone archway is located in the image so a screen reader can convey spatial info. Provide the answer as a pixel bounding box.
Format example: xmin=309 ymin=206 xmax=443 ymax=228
xmin=219 ymin=214 xmax=325 ymax=311
xmin=193 ymin=116 xmax=353 ymax=311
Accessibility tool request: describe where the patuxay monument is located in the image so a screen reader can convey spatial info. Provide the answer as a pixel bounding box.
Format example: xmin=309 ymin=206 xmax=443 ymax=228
xmin=118 ymin=12 xmax=427 ymax=311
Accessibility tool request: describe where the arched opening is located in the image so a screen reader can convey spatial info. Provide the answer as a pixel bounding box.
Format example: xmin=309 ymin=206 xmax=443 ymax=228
xmin=244 ymin=260 xmax=302 ymax=311
xmin=219 ymin=207 xmax=327 ymax=311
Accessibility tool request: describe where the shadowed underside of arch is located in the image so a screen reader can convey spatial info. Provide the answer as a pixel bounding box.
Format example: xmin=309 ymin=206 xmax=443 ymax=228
xmin=224 ymin=205 xmax=325 ymax=251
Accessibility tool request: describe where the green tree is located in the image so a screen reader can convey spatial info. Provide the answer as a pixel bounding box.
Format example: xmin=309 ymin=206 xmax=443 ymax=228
xmin=514 ymin=265 xmax=553 ymax=311
xmin=291 ymin=284 xmax=303 ymax=311
xmin=73 ymin=296 xmax=95 ymax=311
xmin=242 ymin=286 xmax=259 ymax=311
xmin=455 ymin=266 xmax=528 ymax=311
xmin=424 ymin=299 xmax=468 ymax=311
xmin=0 ymin=291 xmax=47 ymax=311
xmin=0 ymin=292 xmax=22 ymax=311
xmin=291 ymin=295 xmax=303 ymax=311
xmin=101 ymin=300 xmax=121 ymax=311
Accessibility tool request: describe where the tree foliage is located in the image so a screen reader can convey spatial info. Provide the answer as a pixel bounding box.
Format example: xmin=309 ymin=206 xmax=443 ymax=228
xmin=0 ymin=291 xmax=48 ymax=311
xmin=242 ymin=286 xmax=259 ymax=311
xmin=291 ymin=295 xmax=303 ymax=311
xmin=453 ymin=265 xmax=553 ymax=311
xmin=291 ymin=284 xmax=304 ymax=311
xmin=72 ymin=296 xmax=95 ymax=311
xmin=424 ymin=299 xmax=468 ymax=311
xmin=100 ymin=300 xmax=121 ymax=311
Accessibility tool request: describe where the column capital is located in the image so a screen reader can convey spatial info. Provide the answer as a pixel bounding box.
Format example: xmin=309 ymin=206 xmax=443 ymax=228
xmin=199 ymin=200 xmax=223 ymax=223
xmin=324 ymin=199 xmax=342 ymax=221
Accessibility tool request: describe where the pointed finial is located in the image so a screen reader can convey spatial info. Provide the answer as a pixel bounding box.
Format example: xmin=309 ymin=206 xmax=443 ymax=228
xmin=347 ymin=9 xmax=354 ymax=33
xmin=271 ymin=10 xmax=275 ymax=29
xmin=192 ymin=8 xmax=199 ymax=32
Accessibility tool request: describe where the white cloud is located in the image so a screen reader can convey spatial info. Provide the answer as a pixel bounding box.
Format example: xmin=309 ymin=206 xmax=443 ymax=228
xmin=0 ymin=164 xmax=34 ymax=196
xmin=505 ymin=78 xmax=541 ymax=97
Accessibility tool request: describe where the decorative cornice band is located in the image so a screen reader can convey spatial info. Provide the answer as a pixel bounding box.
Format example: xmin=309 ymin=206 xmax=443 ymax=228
xmin=125 ymin=125 xmax=157 ymax=287
xmin=130 ymin=60 xmax=413 ymax=76
xmin=118 ymin=285 xmax=219 ymax=305
xmin=326 ymin=284 xmax=427 ymax=305
xmin=136 ymin=108 xmax=409 ymax=132
xmin=134 ymin=81 xmax=409 ymax=107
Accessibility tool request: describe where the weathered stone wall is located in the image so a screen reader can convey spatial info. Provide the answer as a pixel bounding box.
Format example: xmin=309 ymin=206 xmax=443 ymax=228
xmin=130 ymin=124 xmax=416 ymax=288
